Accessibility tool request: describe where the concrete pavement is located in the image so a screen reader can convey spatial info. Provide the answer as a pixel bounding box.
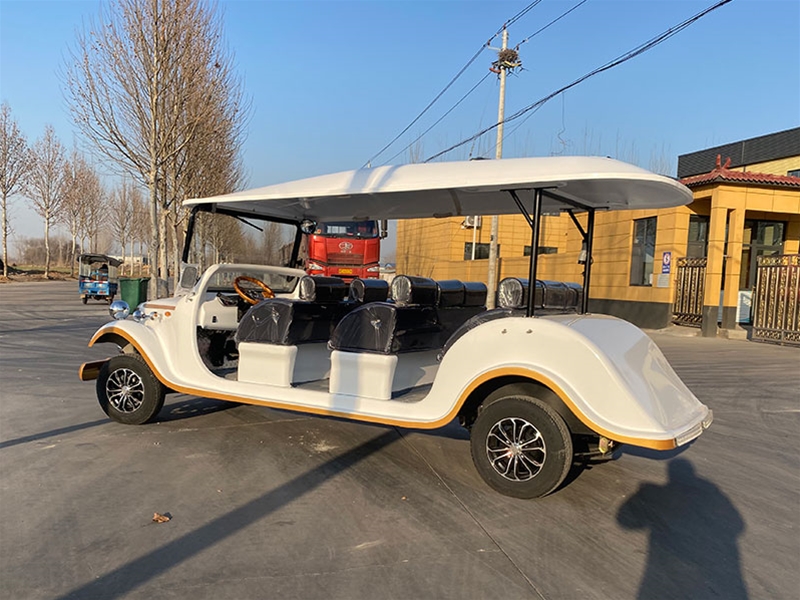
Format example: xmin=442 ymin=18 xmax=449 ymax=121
xmin=1 ymin=281 xmax=798 ymax=599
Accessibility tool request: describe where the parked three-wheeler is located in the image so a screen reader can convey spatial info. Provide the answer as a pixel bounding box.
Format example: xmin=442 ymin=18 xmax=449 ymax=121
xmin=79 ymin=157 xmax=712 ymax=498
xmin=78 ymin=254 xmax=122 ymax=304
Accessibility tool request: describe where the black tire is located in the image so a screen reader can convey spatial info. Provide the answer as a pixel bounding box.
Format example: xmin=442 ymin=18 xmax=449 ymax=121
xmin=81 ymin=296 xmax=88 ymax=304
xmin=470 ymin=394 xmax=573 ymax=499
xmin=97 ymin=354 xmax=166 ymax=425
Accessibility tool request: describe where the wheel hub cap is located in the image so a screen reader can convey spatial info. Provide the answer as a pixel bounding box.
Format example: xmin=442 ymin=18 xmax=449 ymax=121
xmin=106 ymin=368 xmax=145 ymax=413
xmin=486 ymin=417 xmax=546 ymax=482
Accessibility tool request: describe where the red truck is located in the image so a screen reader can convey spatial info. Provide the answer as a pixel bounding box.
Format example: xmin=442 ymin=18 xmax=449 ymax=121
xmin=304 ymin=220 xmax=387 ymax=281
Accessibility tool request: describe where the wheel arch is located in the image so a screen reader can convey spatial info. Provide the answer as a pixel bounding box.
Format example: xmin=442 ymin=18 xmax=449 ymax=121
xmin=457 ymin=374 xmax=594 ymax=437
xmin=91 ymin=331 xmax=138 ymax=354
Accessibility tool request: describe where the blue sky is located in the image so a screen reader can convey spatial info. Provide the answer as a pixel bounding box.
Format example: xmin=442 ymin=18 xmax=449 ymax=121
xmin=1 ymin=0 xmax=798 ymax=254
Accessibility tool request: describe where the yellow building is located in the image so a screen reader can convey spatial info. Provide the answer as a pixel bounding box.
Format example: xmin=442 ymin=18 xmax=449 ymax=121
xmin=397 ymin=128 xmax=800 ymax=334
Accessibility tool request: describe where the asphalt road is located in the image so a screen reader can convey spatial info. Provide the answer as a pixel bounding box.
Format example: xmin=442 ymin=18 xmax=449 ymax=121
xmin=1 ymin=281 xmax=798 ymax=600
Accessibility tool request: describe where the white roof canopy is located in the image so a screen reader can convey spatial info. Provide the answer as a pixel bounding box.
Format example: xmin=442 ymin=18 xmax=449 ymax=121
xmin=185 ymin=156 xmax=692 ymax=222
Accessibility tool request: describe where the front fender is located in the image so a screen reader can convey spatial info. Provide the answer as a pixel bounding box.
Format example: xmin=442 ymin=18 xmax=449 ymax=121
xmin=439 ymin=314 xmax=710 ymax=449
xmin=83 ymin=320 xmax=172 ymax=385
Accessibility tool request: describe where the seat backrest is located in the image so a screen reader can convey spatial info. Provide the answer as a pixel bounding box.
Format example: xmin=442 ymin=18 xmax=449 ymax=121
xmin=330 ymin=275 xmax=442 ymax=354
xmin=235 ymin=276 xmax=351 ymax=345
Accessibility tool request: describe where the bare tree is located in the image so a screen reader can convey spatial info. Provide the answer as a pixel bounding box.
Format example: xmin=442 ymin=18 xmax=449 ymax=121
xmin=80 ymin=168 xmax=106 ymax=253
xmin=61 ymin=151 xmax=104 ymax=274
xmin=25 ymin=125 xmax=67 ymax=277
xmin=0 ymin=103 xmax=32 ymax=277
xmin=64 ymin=0 xmax=247 ymax=298
xmin=109 ymin=180 xmax=140 ymax=275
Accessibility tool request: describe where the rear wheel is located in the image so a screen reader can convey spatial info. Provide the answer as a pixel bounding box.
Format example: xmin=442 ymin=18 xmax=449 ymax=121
xmin=81 ymin=296 xmax=88 ymax=304
xmin=470 ymin=394 xmax=573 ymax=499
xmin=97 ymin=354 xmax=165 ymax=424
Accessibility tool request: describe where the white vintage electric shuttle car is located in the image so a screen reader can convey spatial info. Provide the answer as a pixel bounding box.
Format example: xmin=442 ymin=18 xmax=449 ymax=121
xmin=79 ymin=157 xmax=712 ymax=498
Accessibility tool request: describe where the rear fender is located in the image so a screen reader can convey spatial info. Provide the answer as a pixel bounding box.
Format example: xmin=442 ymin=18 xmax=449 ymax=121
xmin=439 ymin=314 xmax=709 ymax=449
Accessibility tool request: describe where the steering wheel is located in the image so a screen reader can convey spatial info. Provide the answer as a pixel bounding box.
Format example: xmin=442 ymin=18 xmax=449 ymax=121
xmin=233 ymin=275 xmax=275 ymax=305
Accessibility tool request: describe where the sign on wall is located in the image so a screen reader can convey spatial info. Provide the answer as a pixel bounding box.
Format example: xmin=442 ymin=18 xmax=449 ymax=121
xmin=661 ymin=251 xmax=672 ymax=274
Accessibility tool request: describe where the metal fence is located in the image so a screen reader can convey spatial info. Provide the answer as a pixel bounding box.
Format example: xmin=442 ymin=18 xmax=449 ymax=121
xmin=752 ymin=254 xmax=800 ymax=346
xmin=673 ymin=257 xmax=707 ymax=327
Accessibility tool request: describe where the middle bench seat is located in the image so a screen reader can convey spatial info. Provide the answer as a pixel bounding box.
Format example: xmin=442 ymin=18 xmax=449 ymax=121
xmin=328 ymin=276 xmax=488 ymax=400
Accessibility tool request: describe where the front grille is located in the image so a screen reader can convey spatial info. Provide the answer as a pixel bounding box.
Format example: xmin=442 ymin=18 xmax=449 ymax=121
xmin=328 ymin=253 xmax=365 ymax=266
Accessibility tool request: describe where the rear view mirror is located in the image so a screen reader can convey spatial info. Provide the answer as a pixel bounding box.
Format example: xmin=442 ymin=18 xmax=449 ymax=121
xmin=175 ymin=263 xmax=199 ymax=296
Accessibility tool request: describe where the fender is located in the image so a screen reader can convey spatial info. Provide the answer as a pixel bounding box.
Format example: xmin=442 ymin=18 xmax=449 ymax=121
xmin=81 ymin=320 xmax=172 ymax=385
xmin=437 ymin=313 xmax=711 ymax=448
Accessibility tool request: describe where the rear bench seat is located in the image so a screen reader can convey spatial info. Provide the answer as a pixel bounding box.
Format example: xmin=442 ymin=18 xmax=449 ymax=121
xmin=328 ymin=275 xmax=487 ymax=399
xmin=437 ymin=277 xmax=584 ymax=359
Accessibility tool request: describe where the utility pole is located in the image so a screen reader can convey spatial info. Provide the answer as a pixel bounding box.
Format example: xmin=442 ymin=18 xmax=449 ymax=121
xmin=486 ymin=26 xmax=518 ymax=308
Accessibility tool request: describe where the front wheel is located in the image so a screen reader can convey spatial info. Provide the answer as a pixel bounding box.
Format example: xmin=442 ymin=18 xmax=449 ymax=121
xmin=97 ymin=354 xmax=165 ymax=424
xmin=470 ymin=395 xmax=573 ymax=499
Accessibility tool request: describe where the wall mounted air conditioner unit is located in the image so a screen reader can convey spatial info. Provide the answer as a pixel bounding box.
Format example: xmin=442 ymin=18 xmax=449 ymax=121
xmin=463 ymin=215 xmax=482 ymax=229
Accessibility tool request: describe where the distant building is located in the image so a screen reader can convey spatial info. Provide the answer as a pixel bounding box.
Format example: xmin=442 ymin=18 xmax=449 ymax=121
xmin=396 ymin=128 xmax=800 ymax=334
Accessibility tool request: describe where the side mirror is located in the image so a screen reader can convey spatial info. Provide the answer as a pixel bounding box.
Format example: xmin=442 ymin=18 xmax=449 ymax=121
xmin=380 ymin=219 xmax=389 ymax=239
xmin=300 ymin=219 xmax=317 ymax=235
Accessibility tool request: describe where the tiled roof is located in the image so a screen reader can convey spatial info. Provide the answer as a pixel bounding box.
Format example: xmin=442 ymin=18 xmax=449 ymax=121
xmin=680 ymin=155 xmax=800 ymax=189
xmin=677 ymin=127 xmax=800 ymax=178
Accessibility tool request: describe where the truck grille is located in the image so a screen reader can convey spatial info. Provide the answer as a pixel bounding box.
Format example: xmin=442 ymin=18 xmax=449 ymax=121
xmin=328 ymin=253 xmax=364 ymax=266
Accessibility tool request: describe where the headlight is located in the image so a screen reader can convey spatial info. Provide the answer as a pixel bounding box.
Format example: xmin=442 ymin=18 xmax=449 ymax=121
xmin=366 ymin=265 xmax=381 ymax=272
xmin=307 ymin=262 xmax=324 ymax=271
xmin=109 ymin=300 xmax=130 ymax=320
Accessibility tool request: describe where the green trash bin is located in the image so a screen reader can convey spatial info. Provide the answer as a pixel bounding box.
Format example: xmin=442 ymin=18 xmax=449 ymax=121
xmin=119 ymin=277 xmax=150 ymax=309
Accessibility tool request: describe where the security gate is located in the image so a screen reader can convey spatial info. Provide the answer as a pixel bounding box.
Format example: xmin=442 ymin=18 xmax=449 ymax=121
xmin=752 ymin=254 xmax=800 ymax=346
xmin=673 ymin=257 xmax=707 ymax=327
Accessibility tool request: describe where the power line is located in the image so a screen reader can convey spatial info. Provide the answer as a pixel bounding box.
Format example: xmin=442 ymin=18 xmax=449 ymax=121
xmin=503 ymin=0 xmax=545 ymax=30
xmin=516 ymin=0 xmax=590 ymax=48
xmin=381 ymin=72 xmax=492 ymax=165
xmin=361 ymin=0 xmax=545 ymax=168
xmin=423 ymin=0 xmax=733 ymax=163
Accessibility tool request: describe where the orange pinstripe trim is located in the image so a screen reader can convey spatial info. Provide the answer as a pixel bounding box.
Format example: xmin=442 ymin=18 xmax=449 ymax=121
xmin=456 ymin=367 xmax=677 ymax=450
xmin=144 ymin=303 xmax=175 ymax=310
xmin=89 ymin=328 xmax=677 ymax=448
xmin=90 ymin=327 xmax=459 ymax=429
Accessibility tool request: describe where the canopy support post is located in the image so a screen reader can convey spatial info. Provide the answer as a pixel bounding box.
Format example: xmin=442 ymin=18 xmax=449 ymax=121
xmin=289 ymin=225 xmax=304 ymax=268
xmin=509 ymin=189 xmax=544 ymax=318
xmin=582 ymin=208 xmax=595 ymax=314
xmin=182 ymin=206 xmax=202 ymax=263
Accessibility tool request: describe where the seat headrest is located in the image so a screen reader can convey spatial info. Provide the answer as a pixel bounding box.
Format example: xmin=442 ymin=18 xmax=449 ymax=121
xmin=299 ymin=275 xmax=348 ymax=303
xmin=436 ymin=280 xmax=465 ymax=308
xmin=497 ymin=277 xmax=542 ymax=309
xmin=349 ymin=278 xmax=390 ymax=303
xmin=390 ymin=275 xmax=438 ymax=306
xmin=462 ymin=281 xmax=488 ymax=307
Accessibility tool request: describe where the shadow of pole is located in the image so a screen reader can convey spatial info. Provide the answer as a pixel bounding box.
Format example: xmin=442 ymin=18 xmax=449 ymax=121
xmin=0 ymin=418 xmax=111 ymax=450
xmin=617 ymin=458 xmax=749 ymax=599
xmin=57 ymin=430 xmax=399 ymax=600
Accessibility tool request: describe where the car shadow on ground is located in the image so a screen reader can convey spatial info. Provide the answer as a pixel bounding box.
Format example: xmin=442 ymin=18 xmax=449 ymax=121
xmin=156 ymin=395 xmax=237 ymax=422
xmin=55 ymin=430 xmax=400 ymax=600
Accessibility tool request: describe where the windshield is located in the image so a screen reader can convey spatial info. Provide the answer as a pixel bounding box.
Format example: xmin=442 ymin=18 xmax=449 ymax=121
xmin=314 ymin=221 xmax=378 ymax=239
xmin=185 ymin=211 xmax=300 ymax=293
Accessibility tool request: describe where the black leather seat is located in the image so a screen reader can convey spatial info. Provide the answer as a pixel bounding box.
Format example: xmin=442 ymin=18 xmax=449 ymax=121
xmin=235 ymin=276 xmax=350 ymax=345
xmin=328 ymin=276 xmax=488 ymax=354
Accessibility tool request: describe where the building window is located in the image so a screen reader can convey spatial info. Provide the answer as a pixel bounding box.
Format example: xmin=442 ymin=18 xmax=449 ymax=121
xmin=687 ymin=215 xmax=709 ymax=258
xmin=523 ymin=246 xmax=558 ymax=256
xmin=464 ymin=242 xmax=496 ymax=260
xmin=739 ymin=220 xmax=785 ymax=290
xmin=788 ymin=169 xmax=800 ymax=177
xmin=630 ymin=217 xmax=657 ymax=286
